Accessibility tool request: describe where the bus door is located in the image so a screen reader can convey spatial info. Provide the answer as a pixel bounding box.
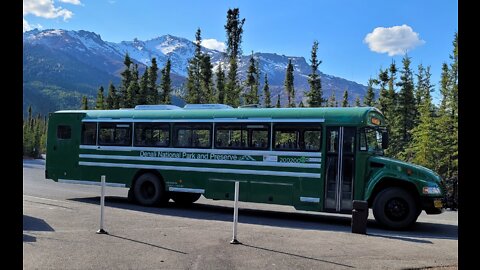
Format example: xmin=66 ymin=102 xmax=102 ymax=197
xmin=46 ymin=113 xmax=81 ymax=180
xmin=324 ymin=127 xmax=356 ymax=212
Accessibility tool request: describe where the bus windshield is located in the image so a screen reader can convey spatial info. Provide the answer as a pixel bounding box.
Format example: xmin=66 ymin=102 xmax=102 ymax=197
xmin=360 ymin=127 xmax=386 ymax=154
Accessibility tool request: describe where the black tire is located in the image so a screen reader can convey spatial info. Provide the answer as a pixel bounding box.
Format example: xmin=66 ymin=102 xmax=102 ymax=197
xmin=127 ymin=188 xmax=136 ymax=203
xmin=133 ymin=173 xmax=169 ymax=206
xmin=170 ymin=192 xmax=201 ymax=206
xmin=372 ymin=187 xmax=419 ymax=230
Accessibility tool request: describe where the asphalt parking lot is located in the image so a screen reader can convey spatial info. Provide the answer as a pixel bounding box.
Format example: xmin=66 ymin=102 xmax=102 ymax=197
xmin=23 ymin=159 xmax=458 ymax=269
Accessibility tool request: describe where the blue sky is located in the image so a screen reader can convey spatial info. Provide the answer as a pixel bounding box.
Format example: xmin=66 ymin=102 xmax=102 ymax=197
xmin=24 ymin=0 xmax=457 ymax=101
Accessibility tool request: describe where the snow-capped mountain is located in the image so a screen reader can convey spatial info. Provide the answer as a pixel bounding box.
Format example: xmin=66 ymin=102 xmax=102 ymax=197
xmin=23 ymin=29 xmax=368 ymax=114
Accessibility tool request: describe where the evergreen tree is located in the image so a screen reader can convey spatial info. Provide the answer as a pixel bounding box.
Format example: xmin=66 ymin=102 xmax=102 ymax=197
xmin=186 ymin=28 xmax=203 ymax=104
xmin=354 ymin=96 xmax=361 ymax=107
xmin=160 ymin=58 xmax=172 ymax=104
xmin=147 ymin=58 xmax=159 ymax=104
xmin=216 ymin=63 xmax=226 ymax=104
xmin=364 ymin=78 xmax=376 ymax=106
xmin=119 ymin=53 xmax=133 ymax=107
xmin=383 ymin=61 xmax=400 ymax=157
xmin=263 ymin=73 xmax=271 ymax=108
xmin=306 ymin=40 xmax=324 ymax=107
xmin=138 ymin=70 xmax=149 ymax=105
xmin=299 ymin=100 xmax=305 ymax=107
xmin=342 ymin=89 xmax=349 ymax=107
xmin=408 ymin=65 xmax=437 ymax=170
xmin=224 ymin=8 xmax=245 ymax=107
xmin=95 ymin=86 xmax=105 ymax=110
xmin=125 ymin=80 xmax=139 ymax=108
xmin=276 ymin=94 xmax=281 ymax=108
xmin=395 ymin=54 xmax=416 ymax=159
xmin=200 ymin=54 xmax=214 ymax=103
xmin=327 ymin=91 xmax=336 ymax=107
xmin=81 ymin=96 xmax=89 ymax=110
xmin=106 ymin=82 xmax=119 ymax=109
xmin=244 ymin=52 xmax=259 ymax=104
xmin=377 ymin=68 xmax=390 ymax=113
xmin=284 ymin=59 xmax=295 ymax=107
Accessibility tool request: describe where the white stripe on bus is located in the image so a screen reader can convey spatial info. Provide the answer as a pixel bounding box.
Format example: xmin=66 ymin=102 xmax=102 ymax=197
xmin=82 ymin=118 xmax=325 ymax=123
xmin=168 ymin=187 xmax=205 ymax=193
xmin=58 ymin=179 xmax=126 ymax=187
xmin=78 ymin=161 xmax=321 ymax=179
xmin=79 ymin=145 xmax=322 ymax=157
xmin=79 ymin=154 xmax=321 ymax=169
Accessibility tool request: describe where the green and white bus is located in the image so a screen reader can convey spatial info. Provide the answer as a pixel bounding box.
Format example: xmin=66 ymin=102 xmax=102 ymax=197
xmin=45 ymin=104 xmax=444 ymax=229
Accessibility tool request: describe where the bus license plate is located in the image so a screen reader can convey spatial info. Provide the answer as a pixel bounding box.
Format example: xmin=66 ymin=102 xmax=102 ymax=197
xmin=434 ymin=199 xmax=443 ymax=208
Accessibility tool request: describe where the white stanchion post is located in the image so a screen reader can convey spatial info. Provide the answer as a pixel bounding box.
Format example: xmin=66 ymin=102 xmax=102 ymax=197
xmin=230 ymin=181 xmax=241 ymax=244
xmin=96 ymin=175 xmax=108 ymax=234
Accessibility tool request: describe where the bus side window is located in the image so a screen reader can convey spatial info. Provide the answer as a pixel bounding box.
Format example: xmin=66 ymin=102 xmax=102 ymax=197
xmin=173 ymin=124 xmax=211 ymax=148
xmin=134 ymin=123 xmax=170 ymax=147
xmin=98 ymin=122 xmax=132 ymax=146
xmin=81 ymin=123 xmax=96 ymax=145
xmin=273 ymin=123 xmax=321 ymax=152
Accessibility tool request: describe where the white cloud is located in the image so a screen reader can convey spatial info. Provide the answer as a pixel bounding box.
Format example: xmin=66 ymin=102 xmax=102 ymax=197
xmin=23 ymin=18 xmax=42 ymax=32
xmin=23 ymin=0 xmax=74 ymax=21
xmin=364 ymin=24 xmax=425 ymax=56
xmin=58 ymin=0 xmax=82 ymax=5
xmin=201 ymin=39 xmax=226 ymax=52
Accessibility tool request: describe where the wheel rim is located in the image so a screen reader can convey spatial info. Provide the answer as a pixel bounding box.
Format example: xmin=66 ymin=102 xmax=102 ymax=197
xmin=140 ymin=181 xmax=156 ymax=200
xmin=384 ymin=197 xmax=409 ymax=222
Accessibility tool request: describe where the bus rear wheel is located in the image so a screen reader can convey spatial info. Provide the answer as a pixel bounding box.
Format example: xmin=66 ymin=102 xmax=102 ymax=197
xmin=133 ymin=173 xmax=168 ymax=206
xmin=170 ymin=192 xmax=201 ymax=206
xmin=372 ymin=187 xmax=419 ymax=230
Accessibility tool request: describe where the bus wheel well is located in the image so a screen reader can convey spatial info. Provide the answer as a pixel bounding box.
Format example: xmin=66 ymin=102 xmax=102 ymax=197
xmin=367 ymin=178 xmax=420 ymax=208
xmin=131 ymin=169 xmax=165 ymax=190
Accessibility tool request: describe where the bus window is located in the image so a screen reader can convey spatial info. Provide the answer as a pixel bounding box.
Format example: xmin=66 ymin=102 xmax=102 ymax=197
xmin=173 ymin=123 xmax=211 ymax=148
xmin=274 ymin=124 xmax=322 ymax=151
xmin=57 ymin=125 xmax=71 ymax=140
xmin=215 ymin=123 xmax=269 ymax=150
xmin=134 ymin=123 xmax=170 ymax=147
xmin=81 ymin=123 xmax=96 ymax=145
xmin=98 ymin=122 xmax=132 ymax=146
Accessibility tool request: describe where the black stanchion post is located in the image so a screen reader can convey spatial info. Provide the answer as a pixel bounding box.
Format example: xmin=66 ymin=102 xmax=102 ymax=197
xmin=351 ymin=200 xmax=368 ymax=234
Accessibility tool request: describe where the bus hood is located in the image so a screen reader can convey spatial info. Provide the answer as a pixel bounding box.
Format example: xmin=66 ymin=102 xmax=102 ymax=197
xmin=369 ymin=156 xmax=443 ymax=186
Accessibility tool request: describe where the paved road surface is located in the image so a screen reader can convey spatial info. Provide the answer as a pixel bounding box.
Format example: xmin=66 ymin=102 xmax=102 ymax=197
xmin=23 ymin=159 xmax=458 ymax=269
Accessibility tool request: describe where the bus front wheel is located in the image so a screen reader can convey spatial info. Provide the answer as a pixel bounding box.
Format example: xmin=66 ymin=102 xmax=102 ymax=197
xmin=133 ymin=173 xmax=169 ymax=206
xmin=372 ymin=187 xmax=419 ymax=230
xmin=170 ymin=192 xmax=201 ymax=206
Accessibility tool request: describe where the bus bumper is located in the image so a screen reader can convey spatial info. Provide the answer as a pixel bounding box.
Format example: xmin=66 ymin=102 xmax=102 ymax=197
xmin=421 ymin=197 xmax=444 ymax=214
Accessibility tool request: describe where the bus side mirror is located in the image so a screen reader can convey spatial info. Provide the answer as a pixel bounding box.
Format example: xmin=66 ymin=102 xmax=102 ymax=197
xmin=382 ymin=132 xmax=389 ymax=149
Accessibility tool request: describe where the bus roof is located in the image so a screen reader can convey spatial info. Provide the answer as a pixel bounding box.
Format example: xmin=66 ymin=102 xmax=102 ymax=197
xmin=54 ymin=106 xmax=384 ymax=125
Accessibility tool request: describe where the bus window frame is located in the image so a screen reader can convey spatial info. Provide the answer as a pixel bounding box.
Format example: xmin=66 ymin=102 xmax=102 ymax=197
xmin=214 ymin=123 xmax=270 ymax=150
xmin=97 ymin=122 xmax=133 ymax=147
xmin=272 ymin=123 xmax=322 ymax=152
xmin=172 ymin=123 xmax=213 ymax=149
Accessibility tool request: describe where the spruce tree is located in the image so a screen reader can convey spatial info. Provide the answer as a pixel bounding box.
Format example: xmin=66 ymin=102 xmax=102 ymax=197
xmin=244 ymin=52 xmax=259 ymax=104
xmin=106 ymin=82 xmax=118 ymax=109
xmin=81 ymin=96 xmax=89 ymax=110
xmin=95 ymin=86 xmax=105 ymax=110
xmin=263 ymin=73 xmax=271 ymax=108
xmin=364 ymin=78 xmax=376 ymax=106
xmin=216 ymin=63 xmax=226 ymax=104
xmin=276 ymin=94 xmax=281 ymax=108
xmin=160 ymin=58 xmax=172 ymax=104
xmin=147 ymin=58 xmax=159 ymax=104
xmin=284 ymin=59 xmax=295 ymax=107
xmin=377 ymin=68 xmax=390 ymax=113
xmin=383 ymin=61 xmax=400 ymax=157
xmin=186 ymin=28 xmax=203 ymax=104
xmin=138 ymin=70 xmax=149 ymax=105
xmin=299 ymin=100 xmax=305 ymax=107
xmin=125 ymin=80 xmax=139 ymax=108
xmin=354 ymin=96 xmax=361 ymax=107
xmin=342 ymin=89 xmax=349 ymax=107
xmin=120 ymin=53 xmax=133 ymax=107
xmin=327 ymin=91 xmax=336 ymax=107
xmin=395 ymin=54 xmax=416 ymax=159
xmin=200 ymin=54 xmax=214 ymax=103
xmin=224 ymin=8 xmax=245 ymax=107
xmin=306 ymin=40 xmax=324 ymax=107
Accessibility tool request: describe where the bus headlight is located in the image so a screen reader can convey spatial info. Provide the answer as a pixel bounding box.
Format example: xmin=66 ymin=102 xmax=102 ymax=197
xmin=423 ymin=186 xmax=441 ymax=195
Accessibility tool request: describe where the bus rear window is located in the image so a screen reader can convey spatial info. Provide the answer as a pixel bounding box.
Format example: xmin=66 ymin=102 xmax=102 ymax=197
xmin=81 ymin=123 xmax=97 ymax=145
xmin=57 ymin=125 xmax=71 ymax=139
xmin=98 ymin=122 xmax=132 ymax=146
